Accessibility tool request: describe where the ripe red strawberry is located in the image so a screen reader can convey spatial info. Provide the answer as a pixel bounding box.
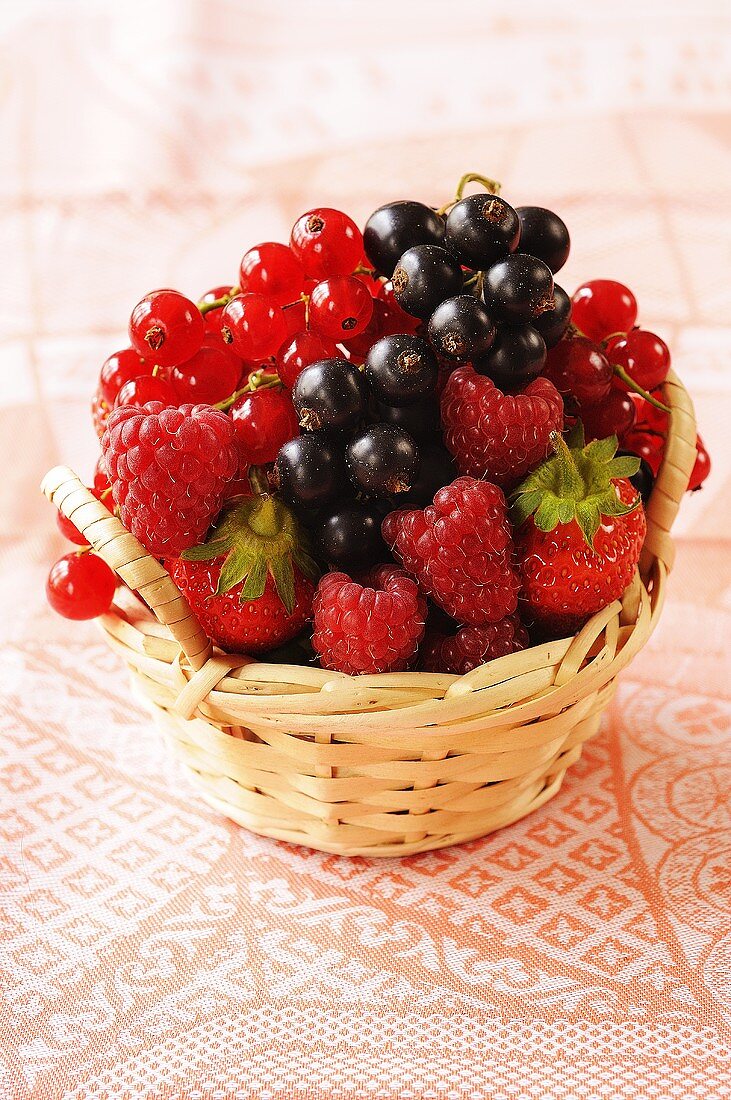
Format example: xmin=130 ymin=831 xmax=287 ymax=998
xmin=171 ymin=493 xmax=318 ymax=654
xmin=512 ymin=427 xmax=647 ymax=634
xmin=312 ymin=565 xmax=426 ymax=675
xmin=382 ymin=477 xmax=520 ymax=626
xmin=421 ymin=614 xmax=529 ymax=675
xmin=102 ymin=401 xmax=238 ymax=559
xmin=441 ymin=366 xmax=564 ymax=487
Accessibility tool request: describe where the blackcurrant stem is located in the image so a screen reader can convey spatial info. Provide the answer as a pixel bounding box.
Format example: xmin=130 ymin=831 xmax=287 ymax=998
xmin=197 ymin=286 xmax=239 ymax=316
xmin=455 ymin=172 xmax=502 ymax=199
xmin=612 ymin=365 xmax=671 ymax=414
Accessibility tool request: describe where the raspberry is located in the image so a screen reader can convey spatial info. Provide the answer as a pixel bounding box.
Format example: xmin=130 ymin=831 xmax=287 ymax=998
xmin=440 ymin=366 xmax=563 ymax=487
xmin=312 ymin=565 xmax=426 ymax=675
xmin=422 ymin=614 xmax=529 ymax=675
xmin=382 ymin=477 xmax=520 ymax=626
xmin=102 ymin=402 xmax=238 ymax=558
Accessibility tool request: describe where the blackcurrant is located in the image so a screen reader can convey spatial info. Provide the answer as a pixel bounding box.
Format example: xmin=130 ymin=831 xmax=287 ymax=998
xmin=474 ymin=324 xmax=546 ymax=389
xmin=365 ymin=334 xmax=438 ymax=407
xmin=427 ymin=294 xmax=496 ymax=361
xmin=618 ymin=451 xmax=655 ymax=503
xmin=346 ymin=424 xmax=420 ymax=496
xmin=444 ymin=194 xmax=520 ymax=270
xmin=392 ymin=245 xmax=463 ymax=320
xmin=399 ymin=445 xmax=457 ymax=507
xmin=531 ymin=284 xmax=571 ymax=348
xmin=484 ymin=253 xmax=555 ymax=324
xmin=316 ymin=501 xmax=387 ymax=569
xmin=274 ymin=434 xmax=346 ymax=510
xmin=516 ymin=206 xmax=570 ymax=274
xmin=363 ymin=201 xmax=445 ymax=277
xmin=377 ymin=397 xmax=441 ymax=442
xmin=292 ymin=358 xmax=367 ymax=432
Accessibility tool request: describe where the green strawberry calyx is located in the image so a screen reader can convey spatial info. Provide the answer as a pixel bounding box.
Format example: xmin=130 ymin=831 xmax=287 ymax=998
xmin=180 ymin=493 xmax=319 ymax=614
xmin=510 ymin=424 xmax=642 ymax=547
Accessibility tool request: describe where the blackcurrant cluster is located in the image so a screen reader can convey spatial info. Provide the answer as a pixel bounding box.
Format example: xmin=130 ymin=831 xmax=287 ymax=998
xmin=363 ymin=192 xmax=571 ymax=390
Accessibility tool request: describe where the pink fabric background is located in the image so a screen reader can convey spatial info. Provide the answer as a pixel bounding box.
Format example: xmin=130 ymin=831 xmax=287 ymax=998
xmin=2 ymin=2 xmax=730 ymax=1097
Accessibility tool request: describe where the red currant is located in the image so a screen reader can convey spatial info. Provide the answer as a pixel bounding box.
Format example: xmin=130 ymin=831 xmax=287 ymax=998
xmin=543 ymin=337 xmax=613 ymax=406
xmin=290 ymin=208 xmax=364 ymax=279
xmin=581 ymin=386 xmax=637 ymax=442
xmin=630 ymin=392 xmax=669 ymax=435
xmin=199 ymin=285 xmax=234 ymax=333
xmin=46 ymin=552 xmax=117 ymax=620
xmin=239 ymin=243 xmax=303 ymax=305
xmin=571 ymin=280 xmax=638 ymax=342
xmin=230 ymin=387 xmax=300 ymax=465
xmin=607 ymin=329 xmax=670 ymax=392
xmin=115 ymin=374 xmax=176 ymax=408
xmin=309 ymin=275 xmax=373 ymax=340
xmin=622 ymin=429 xmax=664 ymax=476
xmin=99 ymin=348 xmax=151 ymax=405
xmin=220 ymin=294 xmax=287 ymax=362
xmin=282 ymin=298 xmax=308 ymax=338
xmin=689 ymin=436 xmax=711 ymax=491
xmin=169 ymin=345 xmax=241 ymax=405
xmin=374 ymin=280 xmax=421 ymax=333
xmin=93 ymin=456 xmax=110 ymax=493
xmin=128 ymin=290 xmax=205 ymax=367
xmin=340 ymin=299 xmax=391 ymax=361
xmin=276 ymin=331 xmax=339 ymax=390
xmin=56 ymin=487 xmax=112 ymax=545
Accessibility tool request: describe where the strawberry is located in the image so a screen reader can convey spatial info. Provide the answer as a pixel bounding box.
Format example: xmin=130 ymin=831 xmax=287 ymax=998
xmin=511 ymin=426 xmax=646 ymax=634
xmin=169 ymin=493 xmax=318 ymax=654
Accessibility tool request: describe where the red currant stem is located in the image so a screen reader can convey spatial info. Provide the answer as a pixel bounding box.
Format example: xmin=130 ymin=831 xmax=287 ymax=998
xmin=197 ymin=286 xmax=239 ymax=316
xmin=611 ymin=365 xmax=671 ymax=413
xmin=248 ymin=465 xmax=271 ymax=497
xmin=214 ymin=370 xmax=282 ymax=412
xmin=353 ymin=264 xmax=378 ymax=278
xmin=151 ymin=364 xmax=161 ymax=378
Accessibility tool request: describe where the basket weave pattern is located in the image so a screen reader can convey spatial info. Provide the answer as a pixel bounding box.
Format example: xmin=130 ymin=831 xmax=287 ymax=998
xmin=42 ymin=373 xmax=696 ymax=856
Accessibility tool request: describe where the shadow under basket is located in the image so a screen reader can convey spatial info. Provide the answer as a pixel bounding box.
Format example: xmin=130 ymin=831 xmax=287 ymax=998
xmin=42 ymin=372 xmax=696 ymax=857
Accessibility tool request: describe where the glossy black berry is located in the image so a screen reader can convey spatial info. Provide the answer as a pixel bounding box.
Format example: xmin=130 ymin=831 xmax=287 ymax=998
xmin=531 ymin=284 xmax=571 ymax=348
xmin=292 ymin=358 xmax=366 ymax=433
xmin=444 ymin=194 xmax=520 ymax=270
xmin=392 ymin=245 xmax=463 ymax=320
xmin=618 ymin=451 xmax=656 ymax=504
xmin=516 ymin=206 xmax=570 ymax=274
xmin=377 ymin=396 xmax=441 ymax=442
xmin=274 ymin=434 xmax=346 ymax=510
xmin=484 ymin=253 xmax=555 ymax=324
xmin=399 ymin=445 xmax=457 ymax=508
xmin=428 ymin=294 xmax=496 ymax=361
xmin=316 ymin=501 xmax=387 ymax=569
xmin=363 ymin=201 xmax=446 ymax=278
xmin=346 ymin=423 xmax=420 ymax=496
xmin=365 ymin=334 xmax=438 ymax=407
xmin=474 ymin=324 xmax=546 ymax=389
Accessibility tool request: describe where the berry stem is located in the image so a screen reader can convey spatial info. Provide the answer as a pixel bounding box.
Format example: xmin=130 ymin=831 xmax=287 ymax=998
xmin=197 ymin=286 xmax=239 ymax=315
xmin=248 ymin=465 xmax=271 ymax=497
xmin=214 ymin=370 xmax=282 ymax=411
xmin=455 ymin=172 xmax=502 ymax=199
xmin=612 ymin=364 xmax=671 ymax=413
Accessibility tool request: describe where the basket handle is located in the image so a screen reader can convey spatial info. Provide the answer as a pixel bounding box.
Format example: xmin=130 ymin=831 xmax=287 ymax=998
xmin=41 ymin=466 xmax=213 ymax=671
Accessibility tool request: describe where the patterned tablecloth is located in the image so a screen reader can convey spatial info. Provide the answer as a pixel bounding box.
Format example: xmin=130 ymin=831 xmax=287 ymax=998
xmin=2 ymin=2 xmax=730 ymax=1096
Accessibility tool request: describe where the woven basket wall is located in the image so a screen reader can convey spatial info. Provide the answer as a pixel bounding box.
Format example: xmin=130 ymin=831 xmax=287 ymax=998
xmin=42 ymin=371 xmax=696 ymax=857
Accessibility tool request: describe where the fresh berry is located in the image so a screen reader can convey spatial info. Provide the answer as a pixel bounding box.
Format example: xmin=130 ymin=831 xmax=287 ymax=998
xmin=689 ymin=436 xmax=711 ymax=491
xmin=281 ymin=297 xmax=308 ymax=338
xmin=374 ymin=279 xmax=423 ymax=333
xmin=239 ymin=242 xmax=303 ymax=304
xmin=309 ymin=275 xmax=373 ymax=339
xmin=312 ymin=566 xmax=426 ymax=675
xmin=543 ymin=336 xmax=613 ymax=406
xmin=46 ymin=552 xmax=117 ymax=620
xmin=607 ymin=329 xmax=671 ymax=392
xmin=99 ymin=348 xmax=151 ymax=405
xmin=231 ymin=387 xmax=299 ymax=466
xmin=199 ymin=285 xmax=233 ymax=332
xmin=220 ymin=294 xmax=287 ymax=361
xmin=128 ymin=290 xmax=205 ymax=367
xmin=444 ymin=194 xmax=520 ymax=269
xmin=516 ymin=206 xmax=570 ymax=274
xmin=174 ymin=494 xmax=317 ymax=654
xmin=422 ymin=614 xmax=528 ymax=675
xmin=102 ymin=402 xmax=238 ymax=558
xmin=93 ymin=456 xmax=110 ymax=493
xmin=115 ymin=374 xmax=176 ymax=408
xmin=621 ymin=430 xmax=664 ymax=476
xmin=571 ymin=279 xmax=637 ymax=342
xmin=91 ymin=391 xmax=111 ymax=439
xmin=392 ymin=245 xmax=463 ymax=319
xmin=346 ymin=424 xmax=420 ymax=496
xmin=277 ymin=331 xmax=340 ymax=390
xmin=292 ymin=358 xmax=366 ymax=432
xmin=484 ymin=254 xmax=555 ymax=324
xmin=427 ymin=295 xmax=496 ymax=361
xmin=290 ymin=208 xmax=363 ymax=279
xmin=383 ymin=477 xmax=520 ymax=625
xmin=377 ymin=396 xmax=441 ymax=442
xmin=531 ymin=285 xmax=571 ymax=348
xmin=340 ymin=298 xmax=392 ymax=361
xmin=581 ymin=386 xmax=637 ymax=442
xmin=475 ymin=324 xmax=546 ymax=389
xmin=316 ymin=501 xmax=387 ymax=570
xmin=441 ymin=367 xmax=564 ymax=487
xmin=365 ymin=334 xmax=438 ymax=406
xmin=616 ymin=450 xmax=656 ymax=502
xmin=274 ymin=434 xmax=347 ymax=510
xmin=364 ymin=201 xmax=446 ymax=277
xmin=170 ymin=344 xmax=241 ymax=405
xmin=399 ymin=445 xmax=457 ymax=508
xmin=56 ymin=487 xmax=112 ymax=545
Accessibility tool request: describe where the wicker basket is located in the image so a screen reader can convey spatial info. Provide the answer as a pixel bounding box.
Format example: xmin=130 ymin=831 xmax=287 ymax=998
xmin=42 ymin=371 xmax=696 ymax=857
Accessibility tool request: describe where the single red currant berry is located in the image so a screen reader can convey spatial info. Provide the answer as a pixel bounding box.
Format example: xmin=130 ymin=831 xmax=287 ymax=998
xmin=543 ymin=336 xmax=613 ymax=407
xmin=230 ymin=387 xmax=300 ymax=465
xmin=170 ymin=345 xmax=241 ymax=405
xmin=199 ymin=285 xmax=234 ymax=333
xmin=276 ymin=331 xmax=339 ymax=390
xmin=309 ymin=275 xmax=373 ymax=340
xmin=239 ymin=242 xmax=303 ymax=305
xmin=571 ymin=279 xmax=638 ymax=343
xmin=282 ymin=298 xmax=308 ymax=338
xmin=220 ymin=294 xmax=288 ymax=362
xmin=581 ymin=385 xmax=637 ymax=442
xmin=93 ymin=456 xmax=110 ymax=493
xmin=630 ymin=392 xmax=669 ymax=434
xmin=56 ymin=488 xmax=112 ymax=545
xmin=340 ymin=299 xmax=391 ymax=361
xmin=46 ymin=552 xmax=117 ymax=620
xmin=290 ymin=208 xmax=364 ymax=279
xmin=115 ymin=374 xmax=177 ymax=408
xmin=689 ymin=436 xmax=711 ymax=491
xmin=99 ymin=348 xmax=151 ymax=405
xmin=607 ymin=329 xmax=671 ymax=392
xmin=128 ymin=290 xmax=205 ymax=367
xmin=374 ymin=280 xmax=422 ymax=333
xmin=622 ymin=429 xmax=664 ymax=476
